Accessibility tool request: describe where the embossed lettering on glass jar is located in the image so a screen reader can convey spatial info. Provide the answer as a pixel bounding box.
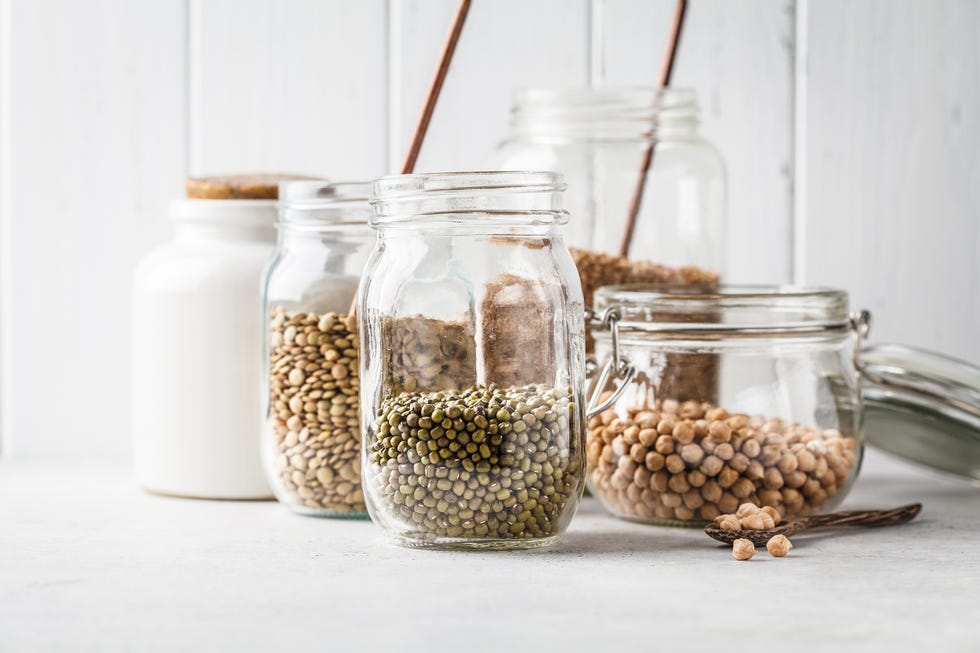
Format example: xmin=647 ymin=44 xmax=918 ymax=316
xmin=262 ymin=181 xmax=375 ymax=518
xmin=359 ymin=171 xmax=588 ymax=549
xmin=587 ymin=286 xmax=866 ymax=526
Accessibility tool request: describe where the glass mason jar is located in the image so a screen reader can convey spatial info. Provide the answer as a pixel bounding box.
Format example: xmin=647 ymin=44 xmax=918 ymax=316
xmin=493 ymin=87 xmax=725 ymax=273
xmin=133 ymin=191 xmax=276 ymax=499
xmin=262 ymin=181 xmax=375 ymax=517
xmin=586 ymin=286 xmax=865 ymax=526
xmin=359 ymin=171 xmax=587 ymax=549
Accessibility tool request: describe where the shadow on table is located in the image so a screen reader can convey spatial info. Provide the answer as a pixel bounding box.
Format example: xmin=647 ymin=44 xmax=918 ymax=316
xmin=544 ymin=528 xmax=704 ymax=557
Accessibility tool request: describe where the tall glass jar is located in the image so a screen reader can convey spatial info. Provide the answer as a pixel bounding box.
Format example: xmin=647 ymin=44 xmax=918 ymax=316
xmin=359 ymin=171 xmax=587 ymax=549
xmin=493 ymin=87 xmax=725 ymax=277
xmin=262 ymin=181 xmax=375 ymax=517
xmin=587 ymin=285 xmax=864 ymax=526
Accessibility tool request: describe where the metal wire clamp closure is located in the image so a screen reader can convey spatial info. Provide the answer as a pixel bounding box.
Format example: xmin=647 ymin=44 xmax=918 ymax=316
xmin=586 ymin=307 xmax=636 ymax=418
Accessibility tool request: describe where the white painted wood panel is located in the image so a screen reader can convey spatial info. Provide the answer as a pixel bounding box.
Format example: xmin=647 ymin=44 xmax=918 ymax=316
xmin=390 ymin=0 xmax=591 ymax=172
xmin=3 ymin=0 xmax=188 ymax=456
xmin=598 ymin=0 xmax=796 ymax=284
xmin=189 ymin=0 xmax=388 ymax=179
xmin=0 ymin=0 xmax=11 ymax=456
xmin=3 ymin=0 xmax=980 ymax=459
xmin=800 ymin=0 xmax=980 ymax=364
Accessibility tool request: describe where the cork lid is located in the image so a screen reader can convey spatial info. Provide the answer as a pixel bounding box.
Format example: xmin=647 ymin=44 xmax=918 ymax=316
xmin=186 ymin=174 xmax=319 ymax=200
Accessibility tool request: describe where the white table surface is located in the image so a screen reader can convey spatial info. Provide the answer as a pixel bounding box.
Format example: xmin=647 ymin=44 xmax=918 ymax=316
xmin=1 ymin=450 xmax=977 ymax=652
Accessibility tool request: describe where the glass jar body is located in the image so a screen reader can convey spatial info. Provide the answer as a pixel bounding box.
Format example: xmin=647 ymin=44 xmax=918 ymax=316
xmin=587 ymin=287 xmax=864 ymax=526
xmin=359 ymin=172 xmax=587 ymax=549
xmin=261 ymin=184 xmax=374 ymax=517
xmin=493 ymin=87 xmax=726 ymax=271
xmin=132 ymin=200 xmax=276 ymax=499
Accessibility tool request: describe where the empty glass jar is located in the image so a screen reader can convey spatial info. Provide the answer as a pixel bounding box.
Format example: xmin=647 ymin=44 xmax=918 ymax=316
xmin=493 ymin=87 xmax=725 ymax=270
xmin=262 ymin=181 xmax=375 ymax=517
xmin=358 ymin=171 xmax=587 ymax=549
xmin=587 ymin=285 xmax=865 ymax=526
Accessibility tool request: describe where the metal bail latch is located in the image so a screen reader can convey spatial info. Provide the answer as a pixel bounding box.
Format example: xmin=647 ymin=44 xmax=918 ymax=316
xmin=849 ymin=309 xmax=872 ymax=369
xmin=586 ymin=307 xmax=636 ymax=418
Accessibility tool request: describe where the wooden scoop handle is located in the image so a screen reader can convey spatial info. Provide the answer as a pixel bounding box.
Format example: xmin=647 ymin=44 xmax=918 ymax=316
xmin=799 ymin=503 xmax=922 ymax=531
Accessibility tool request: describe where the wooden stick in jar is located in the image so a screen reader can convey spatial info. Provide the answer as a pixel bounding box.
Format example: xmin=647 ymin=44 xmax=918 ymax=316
xmin=400 ymin=0 xmax=473 ymax=174
xmin=617 ymin=0 xmax=688 ymax=259
xmin=350 ymin=0 xmax=473 ymax=319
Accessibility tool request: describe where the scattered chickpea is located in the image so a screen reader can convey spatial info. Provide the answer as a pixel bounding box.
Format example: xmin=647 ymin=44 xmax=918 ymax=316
xmin=766 ymin=534 xmax=794 ymax=557
xmin=732 ymin=538 xmax=757 ymax=561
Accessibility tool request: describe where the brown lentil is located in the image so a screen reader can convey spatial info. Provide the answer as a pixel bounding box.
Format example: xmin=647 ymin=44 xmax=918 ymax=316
xmin=268 ymin=308 xmax=365 ymax=514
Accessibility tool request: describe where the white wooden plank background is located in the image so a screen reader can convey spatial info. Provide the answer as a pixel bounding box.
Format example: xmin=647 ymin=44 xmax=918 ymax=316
xmin=0 ymin=0 xmax=12 ymax=457
xmin=2 ymin=0 xmax=187 ymax=457
xmin=1 ymin=0 xmax=977 ymax=457
xmin=189 ymin=0 xmax=388 ymax=179
xmin=799 ymin=0 xmax=980 ymax=363
xmin=390 ymin=0 xmax=591 ymax=173
xmin=598 ymin=0 xmax=796 ymax=284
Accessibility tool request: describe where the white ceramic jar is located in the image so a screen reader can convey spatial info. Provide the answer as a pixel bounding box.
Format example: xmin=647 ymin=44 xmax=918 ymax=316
xmin=132 ymin=187 xmax=278 ymax=498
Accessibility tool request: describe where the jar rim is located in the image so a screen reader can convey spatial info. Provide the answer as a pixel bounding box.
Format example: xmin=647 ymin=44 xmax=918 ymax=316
xmin=279 ymin=180 xmax=371 ymax=206
xmin=278 ymin=180 xmax=373 ymax=228
xmin=372 ymin=171 xmax=566 ymax=198
xmin=593 ymin=284 xmax=851 ymax=335
xmin=513 ymin=86 xmax=696 ymax=107
xmin=370 ymin=171 xmax=568 ymax=228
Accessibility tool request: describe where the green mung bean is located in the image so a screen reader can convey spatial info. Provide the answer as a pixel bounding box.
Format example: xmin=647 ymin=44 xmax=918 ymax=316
xmin=369 ymin=384 xmax=582 ymax=541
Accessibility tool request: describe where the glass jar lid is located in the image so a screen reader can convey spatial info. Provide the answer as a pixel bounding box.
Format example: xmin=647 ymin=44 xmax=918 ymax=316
xmin=592 ymin=284 xmax=852 ymax=337
xmin=860 ymin=343 xmax=980 ymax=484
xmin=369 ymin=171 xmax=568 ymax=229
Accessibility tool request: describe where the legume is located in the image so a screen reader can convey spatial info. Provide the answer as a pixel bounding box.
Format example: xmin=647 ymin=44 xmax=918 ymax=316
xmin=369 ymin=384 xmax=582 ymax=541
xmin=587 ymin=397 xmax=859 ymax=523
xmin=268 ymin=308 xmax=364 ymax=513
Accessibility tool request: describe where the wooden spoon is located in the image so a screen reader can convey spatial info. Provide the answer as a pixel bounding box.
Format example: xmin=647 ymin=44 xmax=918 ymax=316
xmin=704 ymin=503 xmax=922 ymax=546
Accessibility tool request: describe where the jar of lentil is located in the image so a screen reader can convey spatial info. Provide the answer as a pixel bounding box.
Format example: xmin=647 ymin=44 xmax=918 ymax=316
xmin=359 ymin=171 xmax=587 ymax=549
xmin=262 ymin=180 xmax=374 ymax=517
xmin=586 ymin=285 xmax=866 ymax=525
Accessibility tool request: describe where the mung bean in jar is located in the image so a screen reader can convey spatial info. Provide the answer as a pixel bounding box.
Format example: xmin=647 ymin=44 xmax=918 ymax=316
xmin=262 ymin=181 xmax=374 ymax=517
xmin=587 ymin=285 xmax=865 ymax=525
xmin=359 ymin=171 xmax=587 ymax=549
